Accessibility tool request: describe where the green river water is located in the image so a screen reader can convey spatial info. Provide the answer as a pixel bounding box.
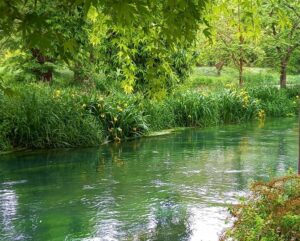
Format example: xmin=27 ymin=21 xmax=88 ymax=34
xmin=0 ymin=118 xmax=298 ymax=241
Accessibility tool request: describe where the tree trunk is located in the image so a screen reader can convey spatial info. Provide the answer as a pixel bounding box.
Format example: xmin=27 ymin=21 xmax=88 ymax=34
xmin=237 ymin=1 xmax=244 ymax=87
xmin=41 ymin=70 xmax=53 ymax=82
xmin=298 ymin=99 xmax=300 ymax=175
xmin=31 ymin=48 xmax=53 ymax=82
xmin=239 ymin=58 xmax=243 ymax=86
xmin=215 ymin=61 xmax=224 ymax=76
xmin=280 ymin=61 xmax=287 ymax=88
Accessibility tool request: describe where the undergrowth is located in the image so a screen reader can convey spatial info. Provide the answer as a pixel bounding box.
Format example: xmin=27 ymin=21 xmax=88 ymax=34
xmin=0 ymin=83 xmax=298 ymax=151
xmin=221 ymin=175 xmax=300 ymax=241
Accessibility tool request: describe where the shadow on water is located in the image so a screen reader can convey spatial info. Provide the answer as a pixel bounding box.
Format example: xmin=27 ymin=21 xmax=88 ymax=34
xmin=0 ymin=118 xmax=298 ymax=241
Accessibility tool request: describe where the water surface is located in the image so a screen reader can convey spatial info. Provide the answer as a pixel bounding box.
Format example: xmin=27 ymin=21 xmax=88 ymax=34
xmin=0 ymin=118 xmax=298 ymax=241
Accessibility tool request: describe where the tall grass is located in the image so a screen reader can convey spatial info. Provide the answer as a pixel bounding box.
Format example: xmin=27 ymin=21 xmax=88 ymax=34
xmin=248 ymin=86 xmax=299 ymax=117
xmin=0 ymin=82 xmax=298 ymax=151
xmin=0 ymin=84 xmax=103 ymax=150
xmin=86 ymin=93 xmax=149 ymax=142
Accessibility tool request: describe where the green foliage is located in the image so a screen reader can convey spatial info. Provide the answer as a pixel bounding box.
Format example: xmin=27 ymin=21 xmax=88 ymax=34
xmin=0 ymin=84 xmax=102 ymax=150
xmin=98 ymin=26 xmax=197 ymax=97
xmin=261 ymin=0 xmax=300 ymax=65
xmin=85 ymin=93 xmax=149 ymax=142
xmin=288 ymin=49 xmax=300 ymax=74
xmin=217 ymin=88 xmax=261 ymax=124
xmin=221 ymin=175 xmax=300 ymax=241
xmin=198 ymin=0 xmax=264 ymax=84
xmin=0 ymin=0 xmax=209 ymax=57
xmin=166 ymin=91 xmax=219 ymax=127
xmin=1 ymin=50 xmax=57 ymax=82
xmin=248 ymin=86 xmax=299 ymax=117
xmin=0 ymin=80 xmax=298 ymax=152
xmin=143 ymin=100 xmax=176 ymax=131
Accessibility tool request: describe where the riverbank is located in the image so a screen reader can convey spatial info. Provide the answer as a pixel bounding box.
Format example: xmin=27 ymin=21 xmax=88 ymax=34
xmin=0 ymin=83 xmax=299 ymax=153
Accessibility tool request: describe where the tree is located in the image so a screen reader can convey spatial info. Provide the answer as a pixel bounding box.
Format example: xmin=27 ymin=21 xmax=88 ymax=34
xmin=0 ymin=0 xmax=208 ymax=89
xmin=93 ymin=23 xmax=197 ymax=98
xmin=0 ymin=1 xmax=91 ymax=82
xmin=0 ymin=0 xmax=209 ymax=54
xmin=202 ymin=0 xmax=263 ymax=85
xmin=261 ymin=0 xmax=300 ymax=88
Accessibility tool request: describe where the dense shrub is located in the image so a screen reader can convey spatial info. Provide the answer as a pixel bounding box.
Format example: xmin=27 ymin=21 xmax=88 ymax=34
xmin=221 ymin=175 xmax=300 ymax=241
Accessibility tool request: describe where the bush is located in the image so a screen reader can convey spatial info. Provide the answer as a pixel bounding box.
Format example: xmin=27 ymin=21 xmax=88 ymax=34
xmin=221 ymin=175 xmax=300 ymax=241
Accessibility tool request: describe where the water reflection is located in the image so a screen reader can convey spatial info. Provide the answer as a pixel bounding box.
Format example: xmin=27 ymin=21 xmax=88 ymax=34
xmin=0 ymin=182 xmax=24 ymax=240
xmin=0 ymin=118 xmax=298 ymax=241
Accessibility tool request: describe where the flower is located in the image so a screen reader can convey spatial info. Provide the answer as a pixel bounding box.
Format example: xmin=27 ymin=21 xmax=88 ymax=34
xmin=100 ymin=113 xmax=105 ymax=118
xmin=82 ymin=104 xmax=87 ymax=108
xmin=54 ymin=90 xmax=61 ymax=97
xmin=113 ymin=117 xmax=118 ymax=122
xmin=257 ymin=109 xmax=265 ymax=121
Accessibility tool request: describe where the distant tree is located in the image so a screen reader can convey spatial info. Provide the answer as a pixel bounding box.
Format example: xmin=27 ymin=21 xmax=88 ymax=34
xmin=202 ymin=0 xmax=263 ymax=85
xmin=261 ymin=0 xmax=300 ymax=88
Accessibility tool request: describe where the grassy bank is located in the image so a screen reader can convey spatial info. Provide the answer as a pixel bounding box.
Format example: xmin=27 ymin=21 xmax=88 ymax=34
xmin=187 ymin=67 xmax=300 ymax=90
xmin=0 ymin=82 xmax=298 ymax=152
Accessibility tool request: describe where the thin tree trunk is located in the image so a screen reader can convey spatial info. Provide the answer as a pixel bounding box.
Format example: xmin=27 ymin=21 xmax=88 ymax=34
xmin=298 ymin=97 xmax=300 ymax=175
xmin=215 ymin=61 xmax=224 ymax=76
xmin=280 ymin=61 xmax=287 ymax=88
xmin=237 ymin=0 xmax=244 ymax=87
xmin=239 ymin=58 xmax=243 ymax=86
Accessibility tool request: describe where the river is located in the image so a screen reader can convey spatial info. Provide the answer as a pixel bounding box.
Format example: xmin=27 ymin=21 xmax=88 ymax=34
xmin=0 ymin=118 xmax=298 ymax=241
